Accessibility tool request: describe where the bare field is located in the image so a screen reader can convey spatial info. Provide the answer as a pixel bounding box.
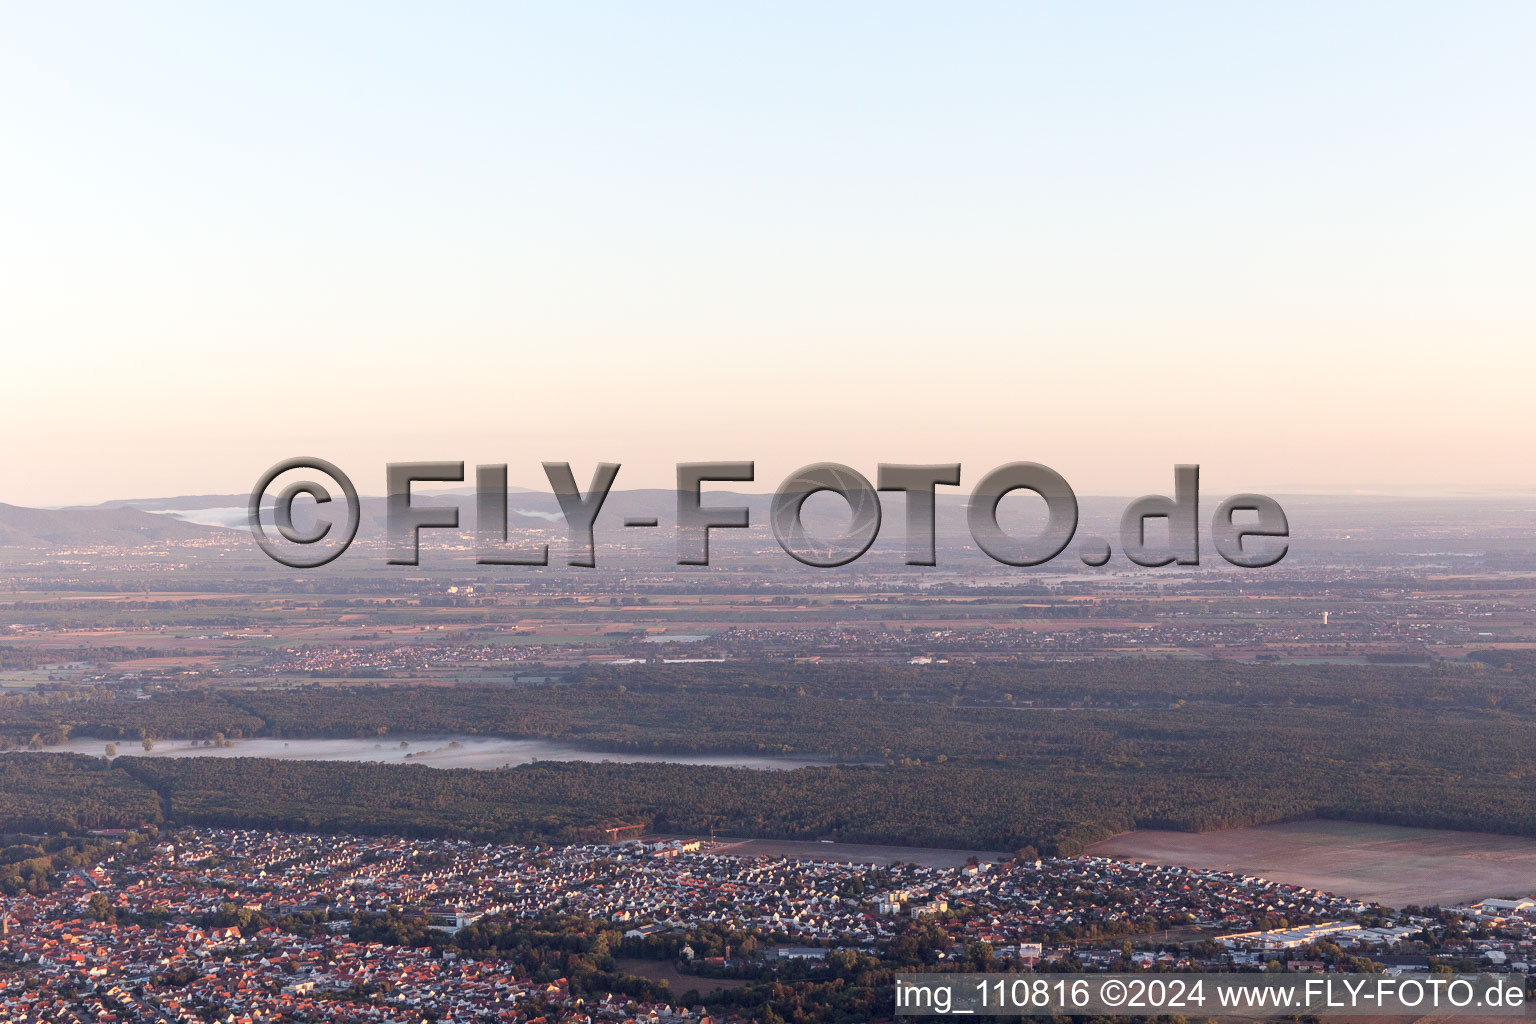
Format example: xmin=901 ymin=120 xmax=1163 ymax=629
xmin=612 ymin=959 xmax=752 ymax=996
xmin=1088 ymin=820 xmax=1536 ymax=907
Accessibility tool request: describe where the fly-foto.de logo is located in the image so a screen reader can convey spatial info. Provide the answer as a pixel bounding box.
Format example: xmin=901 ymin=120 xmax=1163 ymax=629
xmin=248 ymin=460 xmax=1288 ymax=571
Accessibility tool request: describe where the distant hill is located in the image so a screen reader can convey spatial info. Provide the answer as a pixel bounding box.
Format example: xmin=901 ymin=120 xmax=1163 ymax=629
xmin=0 ymin=503 xmax=217 ymax=547
xmin=77 ymin=493 xmax=250 ymax=511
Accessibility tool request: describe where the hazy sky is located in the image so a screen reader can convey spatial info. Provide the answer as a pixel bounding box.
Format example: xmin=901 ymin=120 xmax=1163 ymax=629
xmin=1 ymin=3 xmax=1532 ymax=505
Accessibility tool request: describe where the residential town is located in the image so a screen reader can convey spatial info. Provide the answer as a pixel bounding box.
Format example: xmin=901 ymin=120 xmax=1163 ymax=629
xmin=1 ymin=828 xmax=1532 ymax=1022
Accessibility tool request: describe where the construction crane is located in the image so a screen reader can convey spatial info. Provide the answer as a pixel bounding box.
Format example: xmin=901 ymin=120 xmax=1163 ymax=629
xmin=603 ymin=823 xmax=645 ymax=844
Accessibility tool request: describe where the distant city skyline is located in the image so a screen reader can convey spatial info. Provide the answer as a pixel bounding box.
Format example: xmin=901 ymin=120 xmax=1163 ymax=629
xmin=2 ymin=3 xmax=1532 ymax=505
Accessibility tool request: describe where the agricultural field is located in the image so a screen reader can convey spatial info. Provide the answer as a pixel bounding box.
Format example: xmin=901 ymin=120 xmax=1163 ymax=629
xmin=1088 ymin=820 xmax=1536 ymax=906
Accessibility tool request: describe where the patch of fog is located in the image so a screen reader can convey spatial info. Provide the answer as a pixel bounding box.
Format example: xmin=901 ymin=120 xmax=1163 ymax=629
xmin=148 ymin=507 xmax=248 ymax=529
xmin=30 ymin=735 xmax=834 ymax=772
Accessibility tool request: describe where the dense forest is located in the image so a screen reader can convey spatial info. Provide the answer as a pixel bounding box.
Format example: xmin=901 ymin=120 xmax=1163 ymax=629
xmin=0 ymin=658 xmax=1529 ymax=757
xmin=3 ymin=730 xmax=1534 ymax=856
xmin=0 ymin=658 xmax=1533 ymax=852
xmin=0 ymin=754 xmax=164 ymax=834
